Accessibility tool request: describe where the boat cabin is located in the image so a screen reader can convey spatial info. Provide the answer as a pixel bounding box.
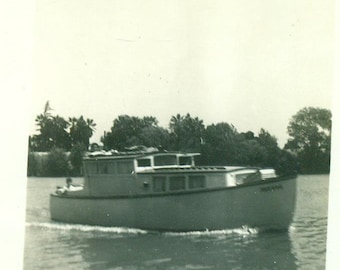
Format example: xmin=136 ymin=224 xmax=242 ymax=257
xmin=64 ymin=151 xmax=273 ymax=197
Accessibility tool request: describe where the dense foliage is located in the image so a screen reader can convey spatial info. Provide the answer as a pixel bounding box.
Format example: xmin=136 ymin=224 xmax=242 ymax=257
xmin=284 ymin=107 xmax=332 ymax=174
xmin=28 ymin=103 xmax=331 ymax=176
xmin=69 ymin=143 xmax=87 ymax=176
xmin=29 ymin=102 xmax=96 ymax=152
xmin=169 ymin=113 xmax=205 ymax=152
xmin=44 ymin=148 xmax=70 ymax=177
xmin=27 ymin=148 xmax=70 ymax=177
xmin=102 ymin=115 xmax=170 ymax=151
xmin=69 ymin=116 xmax=96 ymax=149
xmin=101 ymin=114 xmax=297 ymax=175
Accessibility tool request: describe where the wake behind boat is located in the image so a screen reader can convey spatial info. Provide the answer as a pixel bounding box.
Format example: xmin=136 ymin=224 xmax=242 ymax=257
xmin=50 ymin=148 xmax=297 ymax=231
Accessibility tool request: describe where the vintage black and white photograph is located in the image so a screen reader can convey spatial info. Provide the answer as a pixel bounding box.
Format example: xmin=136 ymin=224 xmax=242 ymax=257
xmin=2 ymin=0 xmax=339 ymax=269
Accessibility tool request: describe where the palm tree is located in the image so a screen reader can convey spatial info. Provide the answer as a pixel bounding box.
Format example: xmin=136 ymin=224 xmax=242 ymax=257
xmin=69 ymin=116 xmax=96 ymax=149
xmin=169 ymin=113 xmax=205 ymax=151
xmin=86 ymin=118 xmax=96 ymax=137
xmin=169 ymin=114 xmax=184 ymax=134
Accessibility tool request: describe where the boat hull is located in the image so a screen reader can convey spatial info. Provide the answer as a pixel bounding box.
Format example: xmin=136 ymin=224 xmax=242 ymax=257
xmin=50 ymin=176 xmax=296 ymax=231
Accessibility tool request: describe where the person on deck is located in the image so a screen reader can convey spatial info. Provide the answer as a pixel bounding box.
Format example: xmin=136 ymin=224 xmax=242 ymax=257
xmin=65 ymin=177 xmax=76 ymax=191
xmin=56 ymin=178 xmax=83 ymax=194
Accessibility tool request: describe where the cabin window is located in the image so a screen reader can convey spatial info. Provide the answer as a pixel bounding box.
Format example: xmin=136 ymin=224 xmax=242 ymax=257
xmin=137 ymin=159 xmax=151 ymax=167
xmin=117 ymin=161 xmax=134 ymax=174
xmin=236 ymin=173 xmax=250 ymax=184
xmin=107 ymin=162 xmax=116 ymax=174
xmin=98 ymin=162 xmax=108 ymax=174
xmin=179 ymin=156 xmax=192 ymax=166
xmin=188 ymin=175 xmax=205 ymax=189
xmin=169 ymin=176 xmax=185 ymax=191
xmin=85 ymin=162 xmax=98 ymax=174
xmin=154 ymin=155 xmax=177 ymax=166
xmin=153 ymin=176 xmax=167 ymax=192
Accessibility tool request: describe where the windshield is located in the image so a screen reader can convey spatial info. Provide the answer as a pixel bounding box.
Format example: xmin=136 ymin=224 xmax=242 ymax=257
xmin=154 ymin=155 xmax=177 ymax=166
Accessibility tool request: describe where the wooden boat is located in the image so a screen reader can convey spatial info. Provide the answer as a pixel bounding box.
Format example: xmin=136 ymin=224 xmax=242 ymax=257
xmin=50 ymin=149 xmax=297 ymax=231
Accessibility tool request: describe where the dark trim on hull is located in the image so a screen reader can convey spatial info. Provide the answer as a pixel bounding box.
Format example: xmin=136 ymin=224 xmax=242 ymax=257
xmin=50 ymin=174 xmax=297 ymax=200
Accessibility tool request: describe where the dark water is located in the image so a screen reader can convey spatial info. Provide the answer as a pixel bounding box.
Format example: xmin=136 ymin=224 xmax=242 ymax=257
xmin=23 ymin=175 xmax=328 ymax=270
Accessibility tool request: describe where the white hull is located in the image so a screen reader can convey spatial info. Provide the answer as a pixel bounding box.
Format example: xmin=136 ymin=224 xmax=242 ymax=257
xmin=50 ymin=176 xmax=296 ymax=231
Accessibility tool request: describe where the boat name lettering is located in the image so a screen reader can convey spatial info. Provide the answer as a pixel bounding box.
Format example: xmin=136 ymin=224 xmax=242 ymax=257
xmin=260 ymin=184 xmax=283 ymax=192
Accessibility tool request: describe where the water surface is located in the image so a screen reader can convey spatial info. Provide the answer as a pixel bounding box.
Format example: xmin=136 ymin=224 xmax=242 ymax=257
xmin=24 ymin=175 xmax=328 ymax=270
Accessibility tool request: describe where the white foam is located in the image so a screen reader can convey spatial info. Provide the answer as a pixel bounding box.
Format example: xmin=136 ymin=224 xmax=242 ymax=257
xmin=25 ymin=222 xmax=148 ymax=234
xmin=165 ymin=225 xmax=260 ymax=236
xmin=26 ymin=222 xmax=260 ymax=236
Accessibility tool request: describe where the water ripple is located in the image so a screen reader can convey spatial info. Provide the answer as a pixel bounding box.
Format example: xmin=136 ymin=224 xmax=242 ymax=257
xmin=164 ymin=226 xmax=260 ymax=237
xmin=25 ymin=222 xmax=148 ymax=235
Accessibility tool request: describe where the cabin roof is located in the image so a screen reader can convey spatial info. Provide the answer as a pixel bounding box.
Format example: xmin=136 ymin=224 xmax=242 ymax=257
xmin=83 ymin=150 xmax=200 ymax=161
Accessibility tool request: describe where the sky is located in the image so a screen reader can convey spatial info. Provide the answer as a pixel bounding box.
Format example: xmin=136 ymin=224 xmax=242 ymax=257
xmin=29 ymin=0 xmax=335 ymax=147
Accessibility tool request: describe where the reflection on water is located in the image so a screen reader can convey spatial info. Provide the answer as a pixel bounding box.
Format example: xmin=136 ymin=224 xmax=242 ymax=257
xmin=25 ymin=222 xmax=296 ymax=270
xmin=290 ymin=217 xmax=328 ymax=269
xmin=24 ymin=175 xmax=328 ymax=270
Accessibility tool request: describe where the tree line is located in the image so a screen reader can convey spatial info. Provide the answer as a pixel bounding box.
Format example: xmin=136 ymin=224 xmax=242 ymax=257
xmin=27 ymin=102 xmax=332 ymax=176
xmin=29 ymin=101 xmax=96 ymax=151
xmin=28 ymin=102 xmax=95 ymax=176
